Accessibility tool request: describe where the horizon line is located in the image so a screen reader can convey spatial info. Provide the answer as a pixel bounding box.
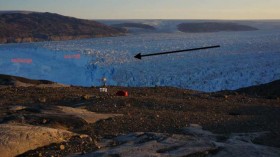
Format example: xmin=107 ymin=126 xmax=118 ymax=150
xmin=1 ymin=10 xmax=280 ymax=21
xmin=94 ymin=18 xmax=280 ymax=21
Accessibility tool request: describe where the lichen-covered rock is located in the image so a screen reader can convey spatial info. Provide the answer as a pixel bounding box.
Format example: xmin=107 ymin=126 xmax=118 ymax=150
xmin=0 ymin=124 xmax=75 ymax=157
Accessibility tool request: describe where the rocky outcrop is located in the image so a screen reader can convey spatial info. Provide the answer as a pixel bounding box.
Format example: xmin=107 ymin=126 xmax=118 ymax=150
xmin=0 ymin=74 xmax=68 ymax=87
xmin=0 ymin=12 xmax=126 ymax=44
xmin=0 ymin=124 xmax=75 ymax=157
xmin=77 ymin=125 xmax=280 ymax=157
xmin=236 ymin=79 xmax=280 ymax=99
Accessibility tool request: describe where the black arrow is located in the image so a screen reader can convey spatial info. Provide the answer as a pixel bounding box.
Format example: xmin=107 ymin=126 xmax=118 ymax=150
xmin=134 ymin=45 xmax=220 ymax=60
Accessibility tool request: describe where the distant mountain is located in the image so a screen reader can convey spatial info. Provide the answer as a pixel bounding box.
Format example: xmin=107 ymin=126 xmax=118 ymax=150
xmin=178 ymin=22 xmax=258 ymax=33
xmin=0 ymin=12 xmax=126 ymax=44
xmin=111 ymin=23 xmax=156 ymax=30
xmin=100 ymin=20 xmax=273 ymax=34
xmin=0 ymin=10 xmax=36 ymax=14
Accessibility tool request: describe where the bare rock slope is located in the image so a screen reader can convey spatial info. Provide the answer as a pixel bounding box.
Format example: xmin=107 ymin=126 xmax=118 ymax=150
xmin=0 ymin=74 xmax=68 ymax=87
xmin=0 ymin=12 xmax=125 ymax=43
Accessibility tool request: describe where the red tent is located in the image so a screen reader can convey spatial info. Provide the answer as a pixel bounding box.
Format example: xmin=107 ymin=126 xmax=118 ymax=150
xmin=116 ymin=91 xmax=128 ymax=97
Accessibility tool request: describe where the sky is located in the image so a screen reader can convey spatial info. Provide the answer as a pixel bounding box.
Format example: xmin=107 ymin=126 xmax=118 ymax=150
xmin=0 ymin=0 xmax=279 ymax=20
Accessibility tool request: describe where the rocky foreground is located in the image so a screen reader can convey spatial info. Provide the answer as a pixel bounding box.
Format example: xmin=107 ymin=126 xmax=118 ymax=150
xmin=0 ymin=75 xmax=279 ymax=157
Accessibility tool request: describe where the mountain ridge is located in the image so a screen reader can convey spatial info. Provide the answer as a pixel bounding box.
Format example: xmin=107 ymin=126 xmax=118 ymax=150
xmin=0 ymin=12 xmax=126 ymax=44
xmin=178 ymin=22 xmax=258 ymax=33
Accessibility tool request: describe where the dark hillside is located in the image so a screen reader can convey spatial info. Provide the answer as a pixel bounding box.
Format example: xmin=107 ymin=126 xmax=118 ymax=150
xmin=178 ymin=22 xmax=258 ymax=33
xmin=0 ymin=12 xmax=126 ymax=43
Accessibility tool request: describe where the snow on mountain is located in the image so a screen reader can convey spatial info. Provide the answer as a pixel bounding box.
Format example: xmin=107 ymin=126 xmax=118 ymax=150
xmin=0 ymin=23 xmax=280 ymax=92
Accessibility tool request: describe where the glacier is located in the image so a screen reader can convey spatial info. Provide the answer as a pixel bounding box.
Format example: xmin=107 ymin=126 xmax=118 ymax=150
xmin=0 ymin=21 xmax=280 ymax=92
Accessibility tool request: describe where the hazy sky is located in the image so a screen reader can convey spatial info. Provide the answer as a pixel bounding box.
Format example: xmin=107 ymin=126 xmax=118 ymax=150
xmin=0 ymin=0 xmax=279 ymax=19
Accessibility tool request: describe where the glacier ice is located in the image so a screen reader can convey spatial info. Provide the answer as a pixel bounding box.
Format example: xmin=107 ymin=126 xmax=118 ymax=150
xmin=0 ymin=29 xmax=280 ymax=92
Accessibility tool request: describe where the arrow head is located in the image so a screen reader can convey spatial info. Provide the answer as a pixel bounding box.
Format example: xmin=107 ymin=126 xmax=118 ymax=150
xmin=134 ymin=53 xmax=142 ymax=60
